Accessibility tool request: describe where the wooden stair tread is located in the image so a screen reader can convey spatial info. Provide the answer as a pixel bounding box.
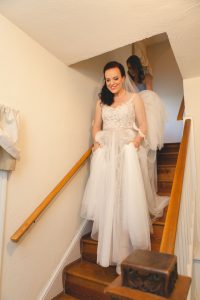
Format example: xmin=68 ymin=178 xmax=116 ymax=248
xmin=158 ymin=143 xmax=180 ymax=153
xmin=81 ymin=233 xmax=97 ymax=244
xmin=157 ymin=160 xmax=178 ymax=166
xmin=157 ymin=162 xmax=176 ymax=171
xmin=157 ymin=151 xmax=179 ymax=156
xmin=52 ymin=293 xmax=78 ymax=299
xmin=153 ymin=221 xmax=165 ymax=226
xmin=158 ymin=191 xmax=171 ymax=196
xmin=158 ymin=179 xmax=174 ymax=183
xmin=158 ymin=165 xmax=176 ymax=169
xmin=105 ymin=275 xmax=191 ymax=300
xmin=64 ymin=259 xmax=117 ymax=285
xmin=155 ymin=206 xmax=168 ymax=223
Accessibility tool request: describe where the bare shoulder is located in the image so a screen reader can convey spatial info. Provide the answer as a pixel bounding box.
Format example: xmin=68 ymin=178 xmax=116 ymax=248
xmin=131 ymin=92 xmax=142 ymax=104
xmin=127 ymin=92 xmax=139 ymax=101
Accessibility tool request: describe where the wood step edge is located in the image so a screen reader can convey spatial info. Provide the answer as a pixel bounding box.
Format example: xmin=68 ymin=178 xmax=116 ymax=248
xmin=159 ymin=143 xmax=180 ymax=149
xmin=64 ymin=259 xmax=117 ymax=286
xmin=81 ymin=234 xmax=97 ymax=245
xmin=157 ymin=180 xmax=173 ymax=184
xmin=157 ymin=164 xmax=177 ymax=168
xmin=157 ymin=164 xmax=176 ymax=169
xmin=152 ymin=221 xmax=165 ymax=226
xmin=162 ymin=142 xmax=180 ymax=146
xmin=157 ymin=179 xmax=173 ymax=183
xmin=52 ymin=292 xmax=78 ymax=299
xmin=158 ymin=192 xmax=171 ymax=196
xmin=157 ymin=152 xmax=179 ymax=155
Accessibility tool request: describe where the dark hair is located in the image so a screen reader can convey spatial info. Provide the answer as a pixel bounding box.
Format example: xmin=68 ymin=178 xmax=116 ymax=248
xmin=99 ymin=61 xmax=126 ymax=106
xmin=126 ymin=55 xmax=144 ymax=83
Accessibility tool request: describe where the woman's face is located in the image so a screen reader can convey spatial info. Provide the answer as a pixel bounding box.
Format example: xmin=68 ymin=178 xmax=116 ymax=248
xmin=127 ymin=63 xmax=137 ymax=78
xmin=104 ymin=67 xmax=124 ymax=94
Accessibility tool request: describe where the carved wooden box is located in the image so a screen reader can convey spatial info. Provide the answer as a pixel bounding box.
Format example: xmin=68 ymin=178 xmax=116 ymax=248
xmin=121 ymin=249 xmax=178 ymax=297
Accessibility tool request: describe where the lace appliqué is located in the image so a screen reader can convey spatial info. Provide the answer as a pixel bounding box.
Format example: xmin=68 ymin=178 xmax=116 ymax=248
xmin=102 ymin=97 xmax=135 ymax=130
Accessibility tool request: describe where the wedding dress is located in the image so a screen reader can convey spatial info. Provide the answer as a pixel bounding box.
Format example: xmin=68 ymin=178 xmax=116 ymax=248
xmin=81 ymin=94 xmax=151 ymax=270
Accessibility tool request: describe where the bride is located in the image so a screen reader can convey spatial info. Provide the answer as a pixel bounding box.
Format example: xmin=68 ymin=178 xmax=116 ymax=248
xmin=81 ymin=61 xmax=151 ymax=273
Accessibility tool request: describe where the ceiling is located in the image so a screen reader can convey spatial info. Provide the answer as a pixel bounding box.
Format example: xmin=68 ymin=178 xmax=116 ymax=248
xmin=0 ymin=0 xmax=200 ymax=78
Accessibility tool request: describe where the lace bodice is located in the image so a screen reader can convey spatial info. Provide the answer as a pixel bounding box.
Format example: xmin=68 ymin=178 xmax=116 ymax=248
xmin=102 ymin=96 xmax=135 ymax=130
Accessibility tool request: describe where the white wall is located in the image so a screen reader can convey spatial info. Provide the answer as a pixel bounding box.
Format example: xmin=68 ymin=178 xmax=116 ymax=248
xmin=0 ymin=14 xmax=131 ymax=300
xmin=147 ymin=40 xmax=183 ymax=143
xmin=184 ymin=77 xmax=200 ymax=247
xmin=183 ymin=77 xmax=200 ymax=300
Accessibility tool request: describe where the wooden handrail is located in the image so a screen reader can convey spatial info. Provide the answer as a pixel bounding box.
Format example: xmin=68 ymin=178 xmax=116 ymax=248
xmin=160 ymin=119 xmax=191 ymax=254
xmin=177 ymin=97 xmax=185 ymax=120
xmin=11 ymin=146 xmax=93 ymax=242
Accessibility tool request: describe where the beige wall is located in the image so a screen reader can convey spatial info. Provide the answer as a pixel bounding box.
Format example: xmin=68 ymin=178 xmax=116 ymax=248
xmin=0 ymin=14 xmax=131 ymax=300
xmin=147 ymin=40 xmax=183 ymax=143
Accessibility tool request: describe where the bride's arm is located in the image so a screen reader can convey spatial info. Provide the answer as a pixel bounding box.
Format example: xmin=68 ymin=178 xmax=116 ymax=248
xmin=134 ymin=94 xmax=147 ymax=148
xmin=92 ymin=100 xmax=102 ymax=150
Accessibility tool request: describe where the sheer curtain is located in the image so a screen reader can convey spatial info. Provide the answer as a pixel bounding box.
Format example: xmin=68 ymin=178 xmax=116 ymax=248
xmin=0 ymin=105 xmax=20 ymax=284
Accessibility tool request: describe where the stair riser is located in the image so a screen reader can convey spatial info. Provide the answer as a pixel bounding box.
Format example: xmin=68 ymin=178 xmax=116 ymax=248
xmin=81 ymin=242 xmax=97 ymax=263
xmin=157 ymin=166 xmax=175 ymax=182
xmin=157 ymin=154 xmax=178 ymax=166
xmin=65 ymin=274 xmax=108 ymax=300
xmin=151 ymin=224 xmax=164 ymax=252
xmin=158 ymin=181 xmax=172 ymax=193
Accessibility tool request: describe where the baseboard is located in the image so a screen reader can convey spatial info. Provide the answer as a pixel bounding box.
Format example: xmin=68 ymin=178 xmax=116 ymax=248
xmin=194 ymin=241 xmax=200 ymax=261
xmin=191 ymin=259 xmax=200 ymax=300
xmin=37 ymin=219 xmax=91 ymax=300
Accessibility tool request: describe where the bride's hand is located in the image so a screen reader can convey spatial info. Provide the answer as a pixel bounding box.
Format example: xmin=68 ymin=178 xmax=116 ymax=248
xmin=133 ymin=135 xmax=143 ymax=149
xmin=92 ymin=142 xmax=101 ymax=152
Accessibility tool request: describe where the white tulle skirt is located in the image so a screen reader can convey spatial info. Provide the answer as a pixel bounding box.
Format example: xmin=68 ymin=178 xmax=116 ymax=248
xmin=139 ymin=90 xmax=169 ymax=219
xmin=81 ymin=128 xmax=151 ymax=268
xmin=139 ymin=90 xmax=167 ymax=151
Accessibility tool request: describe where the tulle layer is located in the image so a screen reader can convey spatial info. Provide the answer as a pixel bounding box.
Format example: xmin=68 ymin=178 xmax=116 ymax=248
xmin=137 ymin=147 xmax=169 ymax=219
xmin=139 ymin=90 xmax=167 ymax=151
xmin=81 ymin=129 xmax=151 ymax=268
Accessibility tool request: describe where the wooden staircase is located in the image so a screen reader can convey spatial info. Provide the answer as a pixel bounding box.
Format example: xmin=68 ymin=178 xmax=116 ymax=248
xmin=53 ymin=143 xmax=180 ymax=300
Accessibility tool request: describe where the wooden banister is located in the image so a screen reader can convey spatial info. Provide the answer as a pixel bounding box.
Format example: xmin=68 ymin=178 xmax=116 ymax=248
xmin=10 ymin=146 xmax=93 ymax=242
xmin=177 ymin=97 xmax=185 ymax=120
xmin=160 ymin=119 xmax=191 ymax=254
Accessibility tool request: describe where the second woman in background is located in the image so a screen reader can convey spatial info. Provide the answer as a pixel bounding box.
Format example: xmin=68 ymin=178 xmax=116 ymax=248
xmin=126 ymin=55 xmax=168 ymax=220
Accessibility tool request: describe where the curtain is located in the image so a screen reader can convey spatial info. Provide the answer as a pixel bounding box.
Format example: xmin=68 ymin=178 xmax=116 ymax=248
xmin=0 ymin=105 xmax=20 ymax=171
xmin=0 ymin=105 xmax=20 ymax=284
